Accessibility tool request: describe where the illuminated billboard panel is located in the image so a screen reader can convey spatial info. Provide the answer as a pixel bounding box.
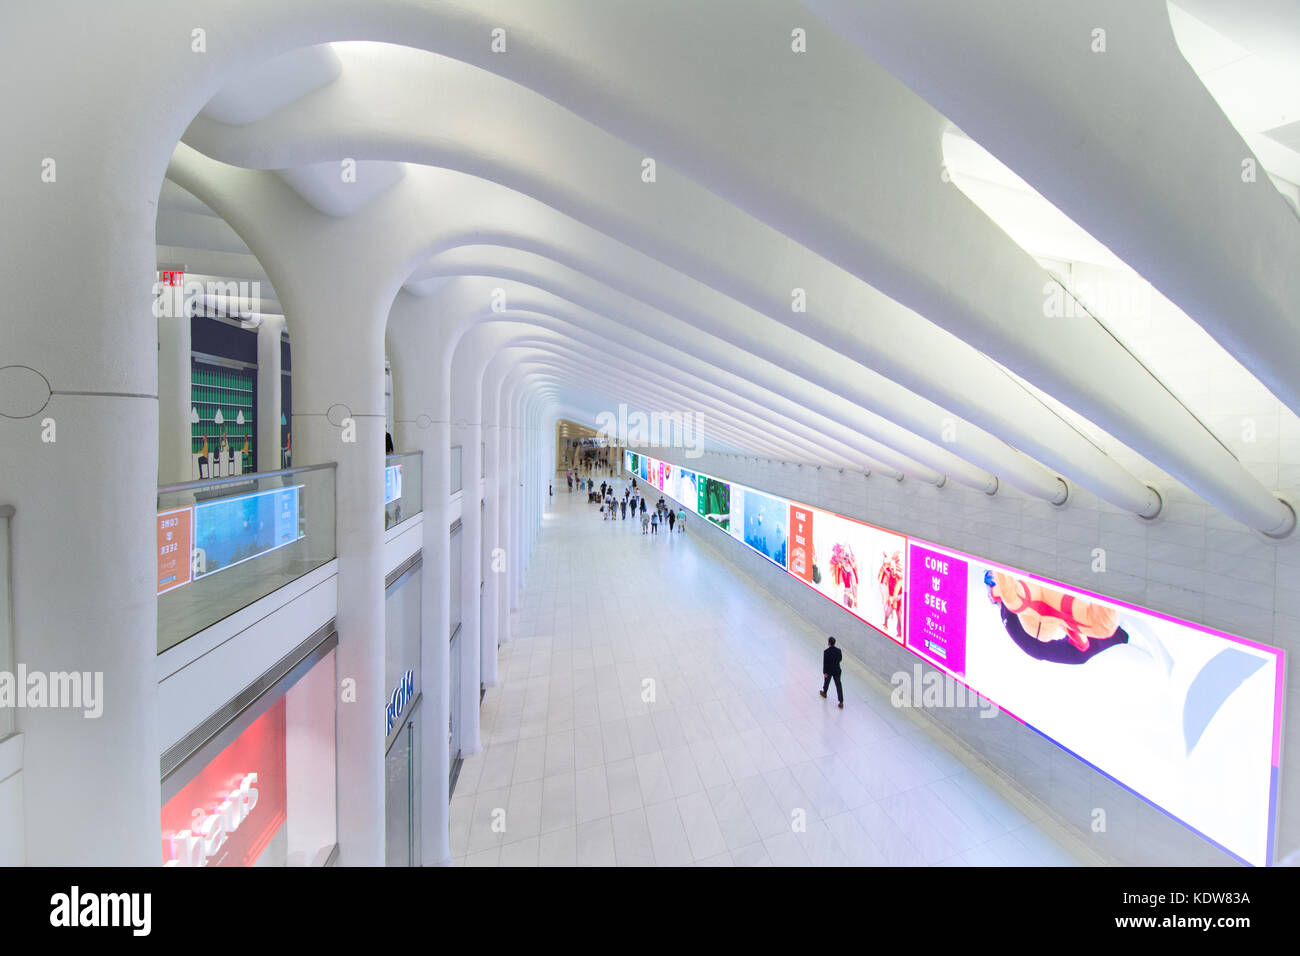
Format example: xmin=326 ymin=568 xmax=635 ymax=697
xmin=733 ymin=484 xmax=789 ymax=570
xmin=790 ymin=502 xmax=906 ymax=643
xmin=630 ymin=452 xmax=1284 ymax=865
xmin=907 ymin=538 xmax=1283 ymax=867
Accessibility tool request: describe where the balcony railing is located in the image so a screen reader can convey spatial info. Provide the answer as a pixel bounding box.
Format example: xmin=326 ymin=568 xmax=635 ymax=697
xmin=157 ymin=464 xmax=337 ymax=654
xmin=385 ymin=452 xmax=424 ymax=530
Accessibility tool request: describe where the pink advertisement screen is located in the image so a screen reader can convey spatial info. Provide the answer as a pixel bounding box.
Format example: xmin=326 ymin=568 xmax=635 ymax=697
xmin=906 ymin=538 xmax=1284 ymax=867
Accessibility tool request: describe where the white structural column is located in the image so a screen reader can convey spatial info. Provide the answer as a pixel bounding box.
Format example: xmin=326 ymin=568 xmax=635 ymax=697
xmin=510 ymin=386 xmax=526 ymax=612
xmin=497 ymin=371 xmax=519 ymax=637
xmin=459 ymin=326 xmax=536 ymax=685
xmin=170 ymin=167 xmax=389 ymax=867
xmin=158 ymin=309 xmax=192 ymax=484
xmin=481 ymin=347 xmax=521 ymax=681
xmin=0 ymin=181 xmax=162 ymax=866
xmin=165 ymin=154 xmax=458 ymax=867
xmin=256 ymin=315 xmax=286 ymax=473
xmin=0 ymin=6 xmax=178 ymax=860
xmin=387 ymin=291 xmax=453 ymax=865
xmin=288 ymin=302 xmax=387 ymax=867
xmin=529 ymin=399 xmax=544 ymax=556
xmin=521 ymin=391 xmax=535 ymax=582
xmin=480 ymin=409 xmax=500 ymax=689
xmin=450 ymin=351 xmax=483 ymax=757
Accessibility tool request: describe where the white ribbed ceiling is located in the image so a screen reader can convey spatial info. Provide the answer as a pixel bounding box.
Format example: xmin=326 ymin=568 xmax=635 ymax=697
xmin=156 ymin=0 xmax=1300 ymax=535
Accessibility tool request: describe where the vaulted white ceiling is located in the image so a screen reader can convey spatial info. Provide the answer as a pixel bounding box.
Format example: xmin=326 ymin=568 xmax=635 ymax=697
xmin=156 ymin=0 xmax=1300 ymax=536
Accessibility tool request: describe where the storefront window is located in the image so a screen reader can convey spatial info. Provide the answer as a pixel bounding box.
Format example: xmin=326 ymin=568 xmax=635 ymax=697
xmin=160 ymin=645 xmax=337 ymax=867
xmin=384 ymin=558 xmax=421 ymax=866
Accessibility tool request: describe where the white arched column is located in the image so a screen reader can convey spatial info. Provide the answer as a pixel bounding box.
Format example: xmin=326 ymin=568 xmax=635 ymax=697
xmin=167 ymin=158 xmax=397 ymax=867
xmin=256 ymin=314 xmax=286 ymax=473
xmin=449 ymin=343 xmax=483 ymax=757
xmin=386 ymin=291 xmax=454 ymax=865
xmin=287 ymin=302 xmax=388 ymax=868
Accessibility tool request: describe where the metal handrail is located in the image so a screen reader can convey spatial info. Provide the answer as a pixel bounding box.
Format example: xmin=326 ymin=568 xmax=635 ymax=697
xmin=386 ymin=451 xmax=423 ymax=464
xmin=158 ymin=461 xmax=337 ymax=496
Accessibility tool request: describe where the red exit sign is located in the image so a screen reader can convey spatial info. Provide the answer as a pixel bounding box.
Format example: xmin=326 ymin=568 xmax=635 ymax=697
xmin=159 ymin=270 xmax=185 ymax=286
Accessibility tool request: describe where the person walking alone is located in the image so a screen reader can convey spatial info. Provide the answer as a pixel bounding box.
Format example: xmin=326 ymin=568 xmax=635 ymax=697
xmin=667 ymin=509 xmax=676 ymax=533
xmin=621 ymin=497 xmax=627 ymax=520
xmin=677 ymin=508 xmax=686 ymax=533
xmin=641 ymin=510 xmax=650 ymax=535
xmin=651 ymin=510 xmax=659 ymax=535
xmin=820 ymin=637 xmax=844 ymax=708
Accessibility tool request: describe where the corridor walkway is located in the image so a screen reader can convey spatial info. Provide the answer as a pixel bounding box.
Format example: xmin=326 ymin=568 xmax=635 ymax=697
xmin=450 ymin=476 xmax=1093 ymax=866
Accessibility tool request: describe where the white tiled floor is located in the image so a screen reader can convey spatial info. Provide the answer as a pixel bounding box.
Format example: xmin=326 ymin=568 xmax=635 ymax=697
xmin=451 ymin=478 xmax=1092 ymax=866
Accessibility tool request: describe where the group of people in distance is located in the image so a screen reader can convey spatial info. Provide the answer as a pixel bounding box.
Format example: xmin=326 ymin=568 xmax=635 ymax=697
xmin=567 ymin=471 xmax=687 ymax=536
xmin=566 ymin=468 xmax=845 ymax=711
xmin=563 ymin=447 xmax=615 ymax=476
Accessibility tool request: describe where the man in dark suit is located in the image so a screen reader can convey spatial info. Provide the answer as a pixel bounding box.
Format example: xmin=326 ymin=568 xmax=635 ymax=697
xmin=820 ymin=637 xmax=844 ymax=708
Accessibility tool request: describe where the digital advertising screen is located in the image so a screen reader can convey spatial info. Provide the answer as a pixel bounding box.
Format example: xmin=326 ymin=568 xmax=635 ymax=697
xmin=384 ymin=464 xmax=403 ymax=505
xmin=789 ymin=502 xmax=906 ymax=643
xmin=697 ymin=475 xmax=730 ymax=531
xmin=626 ymin=454 xmax=1285 ymax=865
xmin=193 ymin=485 xmax=302 ymax=579
xmin=661 ymin=461 xmax=681 ymax=503
xmin=156 ymin=507 xmax=193 ymax=595
xmin=734 ymin=485 xmax=789 ymax=570
xmin=907 ymin=538 xmax=1285 ymax=867
xmin=677 ymin=469 xmax=698 ymax=513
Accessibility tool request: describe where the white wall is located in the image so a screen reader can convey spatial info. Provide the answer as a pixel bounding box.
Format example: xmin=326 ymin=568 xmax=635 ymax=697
xmin=0 ymin=735 xmax=23 ymax=865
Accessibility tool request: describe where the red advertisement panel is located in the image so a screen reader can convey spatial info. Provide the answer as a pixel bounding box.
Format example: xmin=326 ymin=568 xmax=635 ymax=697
xmin=788 ymin=503 xmax=815 ymax=584
xmin=161 ymin=697 xmax=288 ymax=866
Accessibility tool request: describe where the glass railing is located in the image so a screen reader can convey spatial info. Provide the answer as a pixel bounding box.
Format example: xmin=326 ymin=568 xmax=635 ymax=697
xmin=0 ymin=505 xmax=13 ymax=740
xmin=157 ymin=463 xmax=337 ymax=654
xmin=450 ymin=445 xmax=463 ymax=496
xmin=385 ymin=452 xmax=423 ymax=530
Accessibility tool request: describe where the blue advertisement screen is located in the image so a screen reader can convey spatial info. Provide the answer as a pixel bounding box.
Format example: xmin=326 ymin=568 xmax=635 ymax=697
xmin=193 ymin=485 xmax=302 ymax=578
xmin=737 ymin=486 xmax=789 ymax=570
xmin=385 ymin=464 xmax=403 ymax=505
